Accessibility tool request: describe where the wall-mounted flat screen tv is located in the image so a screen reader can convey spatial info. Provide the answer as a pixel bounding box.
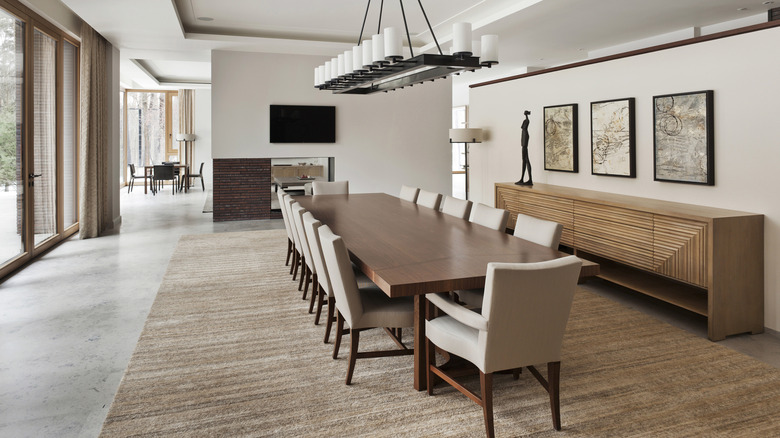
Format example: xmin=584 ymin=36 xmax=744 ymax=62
xmin=270 ymin=104 xmax=336 ymax=143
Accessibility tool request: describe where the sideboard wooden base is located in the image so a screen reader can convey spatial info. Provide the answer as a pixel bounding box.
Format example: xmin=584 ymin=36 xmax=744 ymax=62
xmin=496 ymin=182 xmax=764 ymax=341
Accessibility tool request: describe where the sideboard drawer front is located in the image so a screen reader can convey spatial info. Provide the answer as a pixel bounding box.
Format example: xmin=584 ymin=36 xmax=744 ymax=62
xmin=575 ymin=233 xmax=654 ymax=270
xmin=575 ymin=201 xmax=653 ymax=230
xmin=654 ymin=215 xmax=709 ymax=287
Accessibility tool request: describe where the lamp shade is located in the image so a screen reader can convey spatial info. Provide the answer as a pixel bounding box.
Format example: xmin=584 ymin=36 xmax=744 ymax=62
xmin=452 ymin=23 xmax=472 ymax=56
xmin=176 ymin=133 xmax=196 ymax=142
xmin=481 ymin=35 xmax=499 ymax=65
xmin=449 ymin=128 xmax=482 ymax=143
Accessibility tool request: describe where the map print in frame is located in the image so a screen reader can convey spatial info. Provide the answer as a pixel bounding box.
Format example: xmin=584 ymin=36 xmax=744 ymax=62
xmin=544 ymin=104 xmax=578 ymax=172
xmin=653 ymin=90 xmax=714 ymax=185
xmin=591 ymin=97 xmax=636 ymax=177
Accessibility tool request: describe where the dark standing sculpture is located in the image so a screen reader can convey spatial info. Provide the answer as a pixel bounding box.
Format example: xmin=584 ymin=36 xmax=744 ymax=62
xmin=516 ymin=110 xmax=533 ymax=186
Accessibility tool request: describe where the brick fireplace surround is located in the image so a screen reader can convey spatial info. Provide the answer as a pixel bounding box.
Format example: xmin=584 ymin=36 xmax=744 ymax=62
xmin=212 ymin=158 xmax=282 ymax=221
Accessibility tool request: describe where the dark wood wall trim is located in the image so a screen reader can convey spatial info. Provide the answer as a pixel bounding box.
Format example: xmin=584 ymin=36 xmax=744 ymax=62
xmin=471 ymin=21 xmax=780 ymax=89
xmin=213 ymin=158 xmax=278 ymax=222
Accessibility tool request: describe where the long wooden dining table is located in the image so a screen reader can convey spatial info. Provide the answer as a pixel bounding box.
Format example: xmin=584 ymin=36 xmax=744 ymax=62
xmin=143 ymin=164 xmax=190 ymax=194
xmin=294 ymin=193 xmax=598 ymax=391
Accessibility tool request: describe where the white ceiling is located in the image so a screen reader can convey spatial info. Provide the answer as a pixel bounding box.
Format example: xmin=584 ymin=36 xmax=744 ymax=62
xmin=58 ymin=0 xmax=776 ymax=89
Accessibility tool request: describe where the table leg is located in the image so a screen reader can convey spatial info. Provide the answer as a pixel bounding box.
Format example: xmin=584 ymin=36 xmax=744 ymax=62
xmin=144 ymin=168 xmax=149 ymax=194
xmin=414 ymin=295 xmax=427 ymax=391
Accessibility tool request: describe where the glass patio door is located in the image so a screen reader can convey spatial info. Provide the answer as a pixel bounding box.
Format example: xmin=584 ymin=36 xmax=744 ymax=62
xmin=0 ymin=10 xmax=25 ymax=265
xmin=32 ymin=28 xmax=56 ymax=245
xmin=0 ymin=1 xmax=80 ymax=278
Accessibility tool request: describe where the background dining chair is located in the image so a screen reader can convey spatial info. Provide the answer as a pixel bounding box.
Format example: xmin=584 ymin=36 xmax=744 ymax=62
xmin=399 ymin=185 xmax=420 ymax=203
xmin=277 ymin=189 xmax=295 ymax=267
xmin=514 ymin=213 xmax=564 ymax=249
xmin=181 ymin=162 xmax=205 ymax=191
xmin=458 ymin=213 xmax=565 ymax=308
xmin=312 ymin=180 xmax=349 ymax=195
xmin=151 ymin=165 xmax=176 ymax=195
xmin=440 ymin=195 xmax=473 ymax=219
xmin=469 ymin=203 xmax=510 ymax=231
xmin=292 ymin=202 xmax=317 ymax=306
xmin=416 ymin=189 xmax=443 ymax=210
xmin=283 ymin=195 xmax=304 ymax=282
xmin=318 ymin=225 xmax=415 ymax=385
xmin=426 ymin=256 xmax=582 ymax=436
xmin=127 ymin=163 xmax=152 ymax=193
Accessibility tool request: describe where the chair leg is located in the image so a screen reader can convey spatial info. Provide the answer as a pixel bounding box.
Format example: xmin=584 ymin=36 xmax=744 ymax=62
xmin=298 ymin=258 xmax=306 ymax=291
xmin=548 ymin=361 xmax=562 ymax=431
xmin=308 ymin=274 xmax=318 ymax=314
xmin=480 ymin=372 xmax=495 ymax=438
xmin=200 ymin=176 xmax=205 ymax=191
xmin=302 ymin=265 xmax=311 ymax=300
xmin=426 ymin=337 xmax=436 ymax=396
xmin=285 ymin=239 xmax=293 ymax=266
xmin=290 ymin=246 xmax=297 ymax=275
xmin=346 ymin=329 xmax=360 ymax=385
xmin=314 ymin=287 xmax=325 ymax=325
xmin=333 ymin=311 xmax=344 ymax=359
xmin=292 ymin=251 xmax=300 ymax=280
xmin=324 ymin=297 xmax=335 ymax=343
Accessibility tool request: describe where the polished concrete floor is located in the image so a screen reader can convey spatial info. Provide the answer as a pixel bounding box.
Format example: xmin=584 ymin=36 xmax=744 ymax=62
xmin=1 ymin=187 xmax=778 ymax=437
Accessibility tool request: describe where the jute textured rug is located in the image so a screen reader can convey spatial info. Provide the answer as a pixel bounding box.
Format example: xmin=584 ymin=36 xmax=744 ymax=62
xmin=100 ymin=230 xmax=780 ymax=437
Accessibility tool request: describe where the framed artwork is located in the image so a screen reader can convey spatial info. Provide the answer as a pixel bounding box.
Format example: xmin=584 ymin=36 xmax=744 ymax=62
xmin=590 ymin=97 xmax=636 ymax=177
xmin=653 ymin=90 xmax=714 ymax=185
xmin=544 ymin=104 xmax=578 ymax=172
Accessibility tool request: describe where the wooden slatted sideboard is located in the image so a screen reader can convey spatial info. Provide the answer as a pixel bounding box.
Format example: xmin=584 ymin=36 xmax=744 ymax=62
xmin=495 ymin=182 xmax=764 ymax=341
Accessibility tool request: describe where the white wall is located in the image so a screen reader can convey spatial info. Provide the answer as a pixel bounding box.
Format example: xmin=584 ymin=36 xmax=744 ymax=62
xmin=468 ymin=26 xmax=780 ymax=331
xmin=192 ymin=88 xmax=212 ymax=189
xmin=211 ymin=51 xmax=452 ymax=196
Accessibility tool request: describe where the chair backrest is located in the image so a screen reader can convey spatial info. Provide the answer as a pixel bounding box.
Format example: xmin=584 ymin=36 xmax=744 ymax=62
xmin=513 ymin=213 xmax=564 ymax=249
xmin=480 ymin=256 xmax=582 ymax=373
xmin=318 ymin=224 xmax=364 ymax=326
xmin=152 ymin=165 xmax=174 ymax=181
xmin=197 ymin=162 xmax=204 ymax=175
xmin=440 ymin=195 xmax=473 ymax=219
xmin=416 ymin=189 xmax=442 ymax=210
xmin=129 ymin=163 xmax=137 ymax=176
xmin=399 ymin=185 xmax=420 ymax=203
xmin=312 ymin=180 xmax=349 ymax=195
xmin=302 ymin=211 xmax=332 ymax=296
xmin=469 ymin=203 xmax=510 ymax=231
xmin=276 ymin=190 xmax=294 ymax=241
xmin=283 ymin=195 xmax=303 ymax=254
xmin=291 ymin=202 xmax=315 ymax=271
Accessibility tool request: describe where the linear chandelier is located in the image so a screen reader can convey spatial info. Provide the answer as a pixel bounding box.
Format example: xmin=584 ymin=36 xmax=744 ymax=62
xmin=314 ymin=0 xmax=499 ymax=95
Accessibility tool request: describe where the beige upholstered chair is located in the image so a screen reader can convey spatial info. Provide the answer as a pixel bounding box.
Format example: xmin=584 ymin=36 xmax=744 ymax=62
xmin=514 ymin=213 xmax=564 ymax=249
xmin=283 ymin=195 xmax=304 ymax=284
xmin=458 ymin=213 xmax=566 ymax=308
xmin=469 ymin=203 xmax=510 ymax=231
xmin=318 ymin=224 xmax=415 ymax=385
xmin=312 ymin=180 xmax=349 ymax=195
xmin=426 ymin=256 xmax=582 ymax=436
xmin=276 ymin=189 xmax=295 ymax=267
xmin=416 ymin=189 xmax=443 ymax=210
xmin=292 ymin=202 xmax=317 ymax=306
xmin=302 ymin=212 xmax=337 ymax=341
xmin=399 ymin=185 xmax=420 ymax=203
xmin=440 ymin=195 xmax=473 ymax=219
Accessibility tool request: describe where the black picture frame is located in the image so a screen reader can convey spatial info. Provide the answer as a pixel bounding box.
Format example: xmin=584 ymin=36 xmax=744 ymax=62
xmin=543 ymin=103 xmax=579 ymax=173
xmin=590 ymin=97 xmax=636 ymax=178
xmin=653 ymin=90 xmax=714 ymax=185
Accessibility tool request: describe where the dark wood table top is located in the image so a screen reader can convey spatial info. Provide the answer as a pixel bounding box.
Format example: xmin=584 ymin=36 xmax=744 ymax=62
xmin=294 ymin=193 xmax=595 ymax=297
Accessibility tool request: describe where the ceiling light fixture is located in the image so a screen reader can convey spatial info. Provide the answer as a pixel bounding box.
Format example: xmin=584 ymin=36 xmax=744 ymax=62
xmin=314 ymin=0 xmax=498 ymax=94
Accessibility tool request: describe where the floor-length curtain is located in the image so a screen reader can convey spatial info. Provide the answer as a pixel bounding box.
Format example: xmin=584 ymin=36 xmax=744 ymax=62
xmin=78 ymin=23 xmax=109 ymax=239
xmin=178 ymin=89 xmax=194 ymax=169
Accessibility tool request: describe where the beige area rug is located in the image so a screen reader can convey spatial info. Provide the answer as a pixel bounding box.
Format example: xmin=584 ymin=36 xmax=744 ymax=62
xmin=100 ymin=230 xmax=780 ymax=437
